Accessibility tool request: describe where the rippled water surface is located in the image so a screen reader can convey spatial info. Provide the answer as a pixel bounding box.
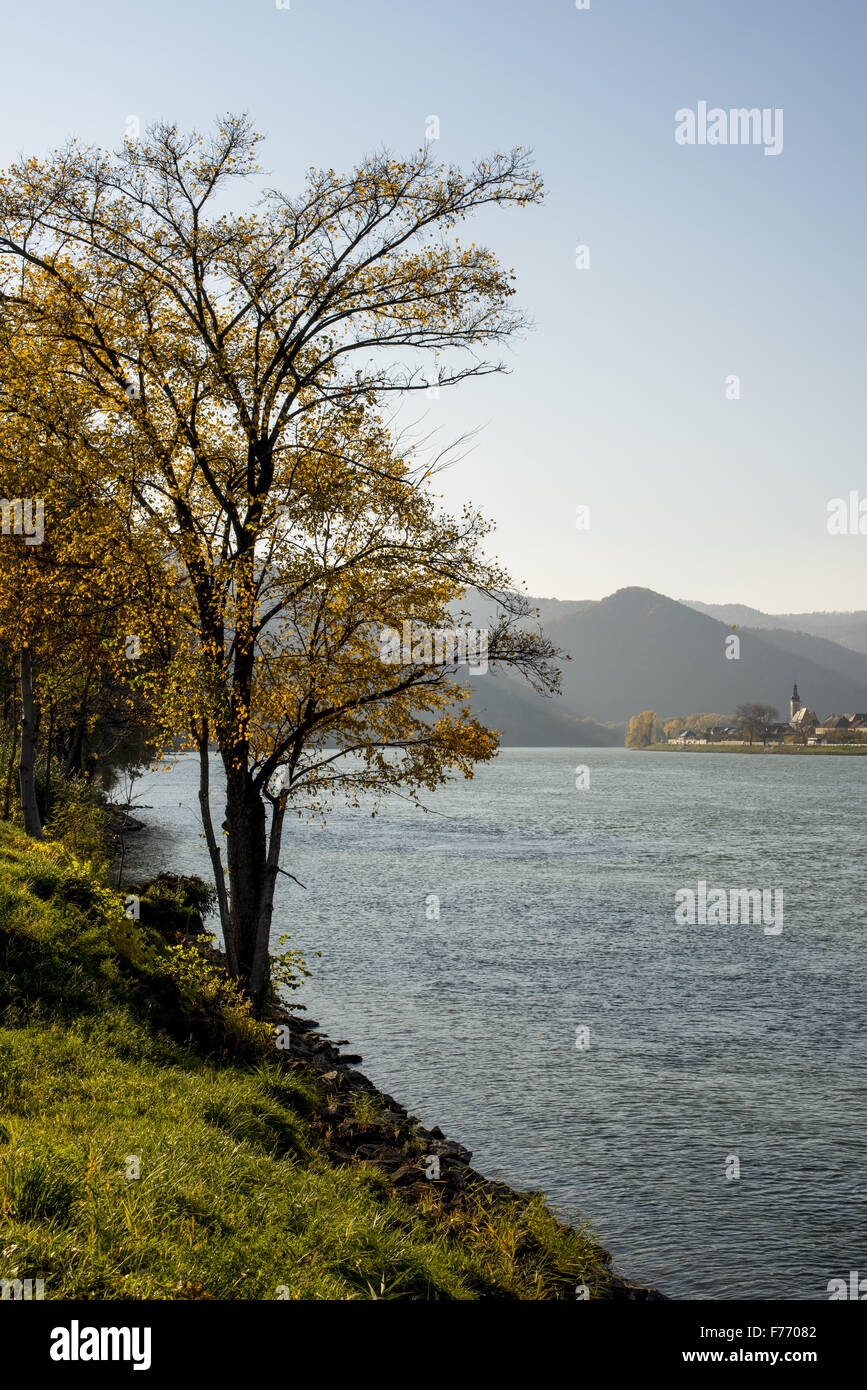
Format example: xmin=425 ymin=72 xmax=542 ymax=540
xmin=121 ymin=748 xmax=867 ymax=1299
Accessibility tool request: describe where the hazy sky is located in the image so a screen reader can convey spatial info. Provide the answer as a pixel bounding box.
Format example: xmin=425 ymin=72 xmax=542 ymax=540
xmin=3 ymin=0 xmax=865 ymax=611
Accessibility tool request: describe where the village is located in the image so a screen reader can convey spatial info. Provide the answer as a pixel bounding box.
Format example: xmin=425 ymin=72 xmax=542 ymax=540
xmin=669 ymin=684 xmax=867 ymax=746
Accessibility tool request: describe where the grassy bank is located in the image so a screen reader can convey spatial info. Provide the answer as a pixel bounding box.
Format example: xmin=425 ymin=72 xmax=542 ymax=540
xmin=645 ymin=742 xmax=867 ymax=755
xmin=0 ymin=821 xmax=618 ymax=1300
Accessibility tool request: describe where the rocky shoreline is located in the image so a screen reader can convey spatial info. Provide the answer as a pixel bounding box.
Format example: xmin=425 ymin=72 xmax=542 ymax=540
xmin=265 ymin=1002 xmax=667 ymax=1300
xmin=138 ymin=870 xmax=666 ymax=1300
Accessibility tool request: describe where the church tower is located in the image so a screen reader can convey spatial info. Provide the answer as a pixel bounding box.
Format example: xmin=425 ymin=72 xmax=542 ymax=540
xmin=790 ymin=682 xmax=802 ymax=722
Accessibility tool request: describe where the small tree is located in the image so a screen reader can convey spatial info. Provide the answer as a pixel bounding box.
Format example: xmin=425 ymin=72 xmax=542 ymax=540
xmin=791 ymin=709 xmax=819 ymax=745
xmin=625 ymin=710 xmax=656 ymax=749
xmin=735 ymin=702 xmax=778 ymax=746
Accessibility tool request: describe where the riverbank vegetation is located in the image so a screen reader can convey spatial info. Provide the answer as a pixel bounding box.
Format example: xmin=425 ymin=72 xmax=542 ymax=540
xmin=645 ymin=742 xmax=867 ymax=755
xmin=626 ymin=706 xmax=867 ymax=751
xmin=0 ymin=819 xmax=615 ymax=1299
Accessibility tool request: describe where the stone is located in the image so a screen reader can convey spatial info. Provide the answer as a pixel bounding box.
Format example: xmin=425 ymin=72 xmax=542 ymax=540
xmin=389 ymin=1163 xmax=424 ymax=1186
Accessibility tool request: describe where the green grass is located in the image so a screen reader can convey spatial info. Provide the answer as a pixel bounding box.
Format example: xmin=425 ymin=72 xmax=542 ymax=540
xmin=0 ymin=822 xmax=612 ymax=1300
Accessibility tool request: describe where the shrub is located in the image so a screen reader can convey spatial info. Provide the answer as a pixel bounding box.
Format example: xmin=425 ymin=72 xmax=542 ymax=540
xmin=44 ymin=778 xmax=112 ymax=878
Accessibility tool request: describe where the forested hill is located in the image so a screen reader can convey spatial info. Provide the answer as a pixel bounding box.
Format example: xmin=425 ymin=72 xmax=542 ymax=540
xmin=462 ymin=588 xmax=867 ymax=740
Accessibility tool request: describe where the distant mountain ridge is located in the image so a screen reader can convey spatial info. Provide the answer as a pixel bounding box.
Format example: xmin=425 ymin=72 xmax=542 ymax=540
xmin=681 ymin=600 xmax=867 ymax=656
xmin=463 ymin=588 xmax=867 ymax=743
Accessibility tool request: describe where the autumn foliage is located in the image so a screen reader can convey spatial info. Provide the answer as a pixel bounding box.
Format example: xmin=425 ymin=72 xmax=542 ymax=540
xmin=0 ymin=117 xmax=557 ymax=1003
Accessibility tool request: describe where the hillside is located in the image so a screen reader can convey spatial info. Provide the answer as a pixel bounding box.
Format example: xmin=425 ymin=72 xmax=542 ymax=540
xmin=732 ymin=625 xmax=867 ymax=693
xmin=682 ymin=600 xmax=867 ymax=657
xmin=462 ymin=588 xmax=867 ymax=734
xmin=540 ymin=589 xmax=867 ymax=722
xmin=466 ymin=670 xmax=623 ymax=746
xmin=0 ymin=823 xmax=621 ymax=1300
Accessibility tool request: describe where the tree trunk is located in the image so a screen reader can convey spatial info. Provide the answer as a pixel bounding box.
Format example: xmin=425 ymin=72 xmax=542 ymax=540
xmin=44 ymin=702 xmax=55 ymax=813
xmin=249 ymin=796 xmax=287 ymax=1005
xmin=18 ymin=647 xmax=43 ymax=839
xmin=216 ymin=765 xmax=290 ymax=1009
xmin=224 ymin=767 xmax=270 ymax=1005
xmin=3 ymin=697 xmax=19 ymax=819
xmin=195 ymin=729 xmax=238 ymax=977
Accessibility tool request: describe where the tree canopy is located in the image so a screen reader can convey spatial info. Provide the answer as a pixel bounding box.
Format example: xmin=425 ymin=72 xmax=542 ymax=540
xmin=0 ymin=117 xmax=557 ymax=1003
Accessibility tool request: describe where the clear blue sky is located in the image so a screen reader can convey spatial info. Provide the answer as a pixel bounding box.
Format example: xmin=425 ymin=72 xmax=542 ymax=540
xmin=4 ymin=0 xmax=865 ymax=611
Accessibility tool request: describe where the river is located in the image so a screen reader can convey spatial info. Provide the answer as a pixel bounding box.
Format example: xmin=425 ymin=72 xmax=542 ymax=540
xmin=119 ymin=746 xmax=867 ymax=1300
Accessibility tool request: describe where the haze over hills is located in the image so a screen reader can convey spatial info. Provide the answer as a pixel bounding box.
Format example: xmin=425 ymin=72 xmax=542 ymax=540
xmin=681 ymin=601 xmax=867 ymax=657
xmin=462 ymin=672 xmax=621 ymax=747
xmin=465 ymin=588 xmax=867 ymax=743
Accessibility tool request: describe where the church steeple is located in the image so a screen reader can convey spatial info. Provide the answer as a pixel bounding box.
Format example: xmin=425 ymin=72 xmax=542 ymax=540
xmin=790 ymin=682 xmax=802 ymax=722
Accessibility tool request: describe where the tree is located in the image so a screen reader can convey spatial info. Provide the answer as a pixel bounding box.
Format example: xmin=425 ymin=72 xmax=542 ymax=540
xmin=625 ymin=710 xmax=656 ymax=749
xmin=0 ymin=295 xmax=173 ymax=835
xmin=663 ymin=718 xmax=684 ymax=739
xmin=735 ymin=702 xmax=778 ymax=746
xmin=651 ymin=715 xmax=668 ymax=745
xmin=681 ymin=713 xmax=726 ymax=734
xmin=791 ymin=708 xmax=819 ymax=745
xmin=0 ymin=118 xmax=555 ymax=1004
